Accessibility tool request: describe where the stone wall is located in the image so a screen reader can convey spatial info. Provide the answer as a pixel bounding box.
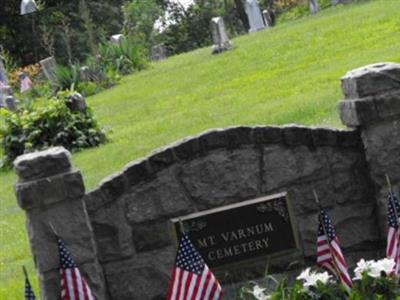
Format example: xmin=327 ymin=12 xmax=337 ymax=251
xmin=14 ymin=62 xmax=400 ymax=300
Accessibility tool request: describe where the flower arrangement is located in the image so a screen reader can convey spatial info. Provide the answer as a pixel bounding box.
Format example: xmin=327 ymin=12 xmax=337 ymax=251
xmin=240 ymin=258 xmax=400 ymax=300
xmin=8 ymin=63 xmax=41 ymax=88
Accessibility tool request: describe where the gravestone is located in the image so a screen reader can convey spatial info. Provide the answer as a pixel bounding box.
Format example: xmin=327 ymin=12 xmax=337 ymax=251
xmin=309 ymin=0 xmax=320 ymax=14
xmin=244 ymin=0 xmax=265 ymax=33
xmin=0 ymin=56 xmax=8 ymax=86
xmin=0 ymin=56 xmax=11 ymax=107
xmin=171 ymin=193 xmax=298 ymax=269
xmin=40 ymin=56 xmax=58 ymax=85
xmin=262 ymin=9 xmax=275 ymax=27
xmin=210 ymin=17 xmax=233 ymax=54
xmin=151 ymin=44 xmax=167 ymax=61
xmin=110 ymin=34 xmax=124 ymax=44
xmin=21 ymin=0 xmax=37 ymax=15
xmin=5 ymin=95 xmax=18 ymax=111
xmin=67 ymin=92 xmax=87 ymax=112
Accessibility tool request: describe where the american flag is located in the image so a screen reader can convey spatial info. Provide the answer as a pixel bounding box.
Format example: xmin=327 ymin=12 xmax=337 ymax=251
xmin=58 ymin=239 xmax=96 ymax=300
xmin=386 ymin=192 xmax=400 ymax=274
xmin=25 ymin=277 xmax=36 ymax=300
xmin=166 ymin=234 xmax=223 ymax=300
xmin=317 ymin=210 xmax=352 ymax=291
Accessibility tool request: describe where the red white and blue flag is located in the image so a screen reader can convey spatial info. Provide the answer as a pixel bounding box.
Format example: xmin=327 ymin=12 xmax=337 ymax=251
xmin=24 ymin=275 xmax=36 ymax=300
xmin=58 ymin=239 xmax=96 ymax=300
xmin=317 ymin=210 xmax=352 ymax=291
xmin=166 ymin=234 xmax=223 ymax=300
xmin=386 ymin=192 xmax=400 ymax=275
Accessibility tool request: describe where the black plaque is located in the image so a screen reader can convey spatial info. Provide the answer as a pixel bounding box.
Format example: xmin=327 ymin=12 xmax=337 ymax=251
xmin=171 ymin=192 xmax=298 ymax=269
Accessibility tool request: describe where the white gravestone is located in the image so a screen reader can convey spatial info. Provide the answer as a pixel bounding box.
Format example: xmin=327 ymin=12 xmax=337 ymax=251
xmin=0 ymin=57 xmax=11 ymax=107
xmin=244 ymin=0 xmax=265 ymax=33
xmin=40 ymin=56 xmax=58 ymax=85
xmin=21 ymin=0 xmax=37 ymax=15
xmin=210 ymin=17 xmax=232 ymax=54
xmin=110 ymin=34 xmax=125 ymax=44
xmin=309 ymin=0 xmax=320 ymax=14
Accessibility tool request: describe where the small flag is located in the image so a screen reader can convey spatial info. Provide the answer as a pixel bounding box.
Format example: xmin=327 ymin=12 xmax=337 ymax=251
xmin=386 ymin=192 xmax=400 ymax=274
xmin=166 ymin=234 xmax=223 ymax=300
xmin=24 ymin=271 xmax=36 ymax=300
xmin=58 ymin=238 xmax=96 ymax=300
xmin=317 ymin=210 xmax=352 ymax=291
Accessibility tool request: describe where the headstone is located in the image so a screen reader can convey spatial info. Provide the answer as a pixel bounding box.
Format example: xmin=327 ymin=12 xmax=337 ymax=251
xmin=39 ymin=56 xmax=58 ymax=85
xmin=19 ymin=72 xmax=33 ymax=93
xmin=0 ymin=57 xmax=11 ymax=107
xmin=309 ymin=0 xmax=320 ymax=13
xmin=210 ymin=17 xmax=233 ymax=55
xmin=171 ymin=192 xmax=298 ymax=269
xmin=0 ymin=56 xmax=8 ymax=86
xmin=262 ymin=9 xmax=275 ymax=27
xmin=67 ymin=93 xmax=87 ymax=112
xmin=151 ymin=44 xmax=167 ymax=61
xmin=244 ymin=0 xmax=265 ymax=33
xmin=110 ymin=34 xmax=124 ymax=44
xmin=20 ymin=0 xmax=37 ymax=15
xmin=5 ymin=95 xmax=18 ymax=111
xmin=80 ymin=66 xmax=91 ymax=82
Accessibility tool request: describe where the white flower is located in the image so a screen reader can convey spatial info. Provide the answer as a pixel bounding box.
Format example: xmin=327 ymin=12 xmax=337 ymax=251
xmin=371 ymin=258 xmax=396 ymax=277
xmin=250 ymin=284 xmax=270 ymax=300
xmin=353 ymin=258 xmax=396 ymax=279
xmin=297 ymin=268 xmax=332 ymax=289
xmin=353 ymin=259 xmax=374 ymax=280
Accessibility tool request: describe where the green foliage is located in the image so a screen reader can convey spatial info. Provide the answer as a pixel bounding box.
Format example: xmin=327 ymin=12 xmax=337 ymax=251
xmin=123 ymin=0 xmax=162 ymax=48
xmin=98 ymin=40 xmax=148 ymax=75
xmin=350 ymin=273 xmax=400 ymax=300
xmin=0 ymin=98 xmax=107 ymax=167
xmin=55 ymin=64 xmax=81 ymax=90
xmin=0 ymin=1 xmax=399 ymax=298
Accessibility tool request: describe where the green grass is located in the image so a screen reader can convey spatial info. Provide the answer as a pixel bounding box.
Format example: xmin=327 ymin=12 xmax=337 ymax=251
xmin=1 ymin=0 xmax=400 ymax=297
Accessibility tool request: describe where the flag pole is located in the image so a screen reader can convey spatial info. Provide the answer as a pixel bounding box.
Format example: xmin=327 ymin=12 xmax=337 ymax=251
xmin=313 ymin=190 xmax=341 ymax=280
xmin=386 ymin=174 xmax=399 ymax=222
xmin=178 ymin=218 xmax=186 ymax=235
xmin=22 ymin=265 xmax=29 ymax=279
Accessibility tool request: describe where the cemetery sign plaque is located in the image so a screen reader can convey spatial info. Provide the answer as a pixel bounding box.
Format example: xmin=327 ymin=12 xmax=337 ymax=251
xmin=171 ymin=192 xmax=299 ymax=269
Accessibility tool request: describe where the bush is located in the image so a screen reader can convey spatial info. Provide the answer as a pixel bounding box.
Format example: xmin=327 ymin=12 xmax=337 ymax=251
xmin=239 ymin=258 xmax=400 ymax=300
xmin=55 ymin=64 xmax=81 ymax=90
xmin=98 ymin=39 xmax=148 ymax=75
xmin=0 ymin=97 xmax=107 ymax=167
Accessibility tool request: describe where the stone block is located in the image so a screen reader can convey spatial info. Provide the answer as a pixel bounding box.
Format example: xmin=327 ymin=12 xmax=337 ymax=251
xmin=172 ymin=137 xmax=203 ymax=160
xmin=125 ymin=168 xmax=192 ymax=223
xmin=179 ymin=147 xmax=260 ymax=208
xmin=90 ymin=199 xmax=134 ymax=263
xmin=311 ymin=128 xmax=338 ymax=146
xmin=39 ymin=270 xmax=61 ymax=300
xmin=299 ymin=204 xmax=380 ymax=257
xmin=262 ymin=145 xmax=329 ymax=191
xmin=123 ymin=159 xmax=153 ymax=186
xmin=148 ymin=148 xmax=177 ymax=172
xmin=131 ymin=220 xmax=173 ymax=252
xmin=26 ymin=199 xmax=96 ymax=273
xmin=199 ymin=129 xmax=229 ymax=151
xmin=224 ymin=126 xmax=253 ymax=147
xmin=341 ymin=62 xmax=400 ymax=99
xmin=339 ymin=97 xmax=379 ymax=127
xmin=104 ymin=247 xmax=175 ymax=300
xmin=16 ymin=171 xmax=85 ymax=210
xmin=252 ymin=126 xmax=283 ymax=145
xmin=282 ymin=126 xmax=313 ymax=146
xmin=98 ymin=171 xmax=126 ymax=203
xmin=14 ymin=147 xmax=72 ymax=181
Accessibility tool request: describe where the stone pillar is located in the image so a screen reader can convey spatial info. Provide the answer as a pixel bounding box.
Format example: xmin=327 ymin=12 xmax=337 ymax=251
xmin=14 ymin=147 xmax=108 ymax=300
xmin=339 ymin=62 xmax=400 ymax=236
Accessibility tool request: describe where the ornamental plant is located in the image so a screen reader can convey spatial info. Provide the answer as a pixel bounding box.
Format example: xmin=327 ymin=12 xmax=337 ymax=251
xmin=238 ymin=259 xmax=400 ymax=300
xmin=0 ymin=96 xmax=107 ymax=168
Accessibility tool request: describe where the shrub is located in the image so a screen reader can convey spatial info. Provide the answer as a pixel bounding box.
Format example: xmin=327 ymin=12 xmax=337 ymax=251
xmin=98 ymin=40 xmax=148 ymax=75
xmin=0 ymin=97 xmax=107 ymax=167
xmin=239 ymin=259 xmax=400 ymax=300
xmin=55 ymin=64 xmax=81 ymax=90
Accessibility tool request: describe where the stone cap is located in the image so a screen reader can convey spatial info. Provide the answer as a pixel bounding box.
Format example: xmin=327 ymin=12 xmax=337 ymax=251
xmin=14 ymin=147 xmax=72 ymax=181
xmin=341 ymin=62 xmax=400 ymax=99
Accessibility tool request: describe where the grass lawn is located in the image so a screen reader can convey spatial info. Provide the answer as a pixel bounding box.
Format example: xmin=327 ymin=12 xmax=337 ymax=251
xmin=1 ymin=0 xmax=400 ymax=297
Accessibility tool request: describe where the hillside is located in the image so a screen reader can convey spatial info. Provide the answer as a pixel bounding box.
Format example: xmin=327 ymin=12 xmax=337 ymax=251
xmin=1 ymin=0 xmax=400 ymax=297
